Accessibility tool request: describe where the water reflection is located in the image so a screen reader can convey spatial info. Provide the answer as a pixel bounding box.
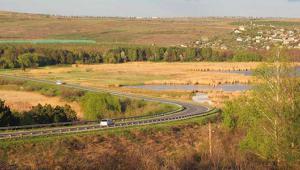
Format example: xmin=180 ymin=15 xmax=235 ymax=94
xmin=125 ymin=84 xmax=251 ymax=92
xmin=214 ymin=66 xmax=300 ymax=77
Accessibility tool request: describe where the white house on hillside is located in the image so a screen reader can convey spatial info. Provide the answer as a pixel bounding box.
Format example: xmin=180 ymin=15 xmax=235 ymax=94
xmin=239 ymin=26 xmax=246 ymax=31
xmin=236 ymin=37 xmax=243 ymax=42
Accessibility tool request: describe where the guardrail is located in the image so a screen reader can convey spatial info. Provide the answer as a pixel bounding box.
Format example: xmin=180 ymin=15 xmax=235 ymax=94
xmin=0 ymin=105 xmax=185 ymax=131
xmin=0 ymin=108 xmax=220 ymax=140
xmin=0 ymin=121 xmax=97 ymax=131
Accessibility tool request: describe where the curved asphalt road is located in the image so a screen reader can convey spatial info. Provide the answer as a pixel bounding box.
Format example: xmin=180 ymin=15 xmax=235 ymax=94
xmin=0 ymin=74 xmax=212 ymax=139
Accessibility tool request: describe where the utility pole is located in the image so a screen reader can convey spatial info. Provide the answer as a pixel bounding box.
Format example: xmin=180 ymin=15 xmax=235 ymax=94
xmin=209 ymin=121 xmax=212 ymax=158
xmin=275 ymin=49 xmax=281 ymax=166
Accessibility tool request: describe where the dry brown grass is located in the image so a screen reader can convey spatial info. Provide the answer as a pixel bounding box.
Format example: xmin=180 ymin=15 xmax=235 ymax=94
xmin=2 ymin=62 xmax=262 ymax=107
xmin=5 ymin=62 xmax=297 ymax=107
xmin=14 ymin=62 xmax=260 ymax=87
xmin=0 ymin=90 xmax=83 ymax=118
xmin=1 ymin=122 xmax=274 ymax=169
xmin=76 ymin=62 xmax=258 ymax=86
xmin=207 ymin=91 xmax=244 ymax=108
xmin=116 ymin=87 xmax=193 ymax=102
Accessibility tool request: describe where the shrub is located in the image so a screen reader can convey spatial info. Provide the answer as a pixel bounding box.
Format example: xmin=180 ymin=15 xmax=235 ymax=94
xmin=0 ymin=99 xmax=19 ymax=126
xmin=22 ymin=104 xmax=77 ymax=125
xmin=60 ymin=88 xmax=85 ymax=101
xmin=80 ymin=93 xmax=121 ymax=121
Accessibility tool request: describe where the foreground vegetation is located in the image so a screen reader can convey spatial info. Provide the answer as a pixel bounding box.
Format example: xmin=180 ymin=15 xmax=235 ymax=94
xmin=0 ymin=113 xmax=241 ymax=170
xmin=0 ymin=111 xmax=293 ymax=170
xmin=223 ymin=59 xmax=300 ymax=167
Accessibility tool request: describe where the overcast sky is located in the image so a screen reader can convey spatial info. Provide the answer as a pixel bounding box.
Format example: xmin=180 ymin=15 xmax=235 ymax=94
xmin=0 ymin=0 xmax=300 ymax=18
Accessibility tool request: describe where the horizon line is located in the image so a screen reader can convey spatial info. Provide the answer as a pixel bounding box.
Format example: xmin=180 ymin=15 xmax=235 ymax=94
xmin=1 ymin=10 xmax=300 ymax=20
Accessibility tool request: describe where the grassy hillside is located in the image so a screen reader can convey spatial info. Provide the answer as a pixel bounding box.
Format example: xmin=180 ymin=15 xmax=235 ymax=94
xmin=0 ymin=11 xmax=236 ymax=46
xmin=2 ymin=11 xmax=300 ymax=47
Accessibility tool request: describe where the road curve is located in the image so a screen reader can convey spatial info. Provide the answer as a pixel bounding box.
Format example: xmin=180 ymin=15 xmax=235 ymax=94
xmin=0 ymin=74 xmax=214 ymax=140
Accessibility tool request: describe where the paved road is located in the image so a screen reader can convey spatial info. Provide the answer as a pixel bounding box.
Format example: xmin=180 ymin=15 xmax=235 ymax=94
xmin=0 ymin=74 xmax=213 ymax=139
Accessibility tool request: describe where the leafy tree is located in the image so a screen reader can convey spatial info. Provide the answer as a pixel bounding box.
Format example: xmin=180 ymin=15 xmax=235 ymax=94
xmin=127 ymin=48 xmax=138 ymax=61
xmin=0 ymin=99 xmax=18 ymax=126
xmin=53 ymin=105 xmax=77 ymax=123
xmin=232 ymin=51 xmax=262 ymax=61
xmin=201 ymin=48 xmax=213 ymax=61
xmin=223 ymin=55 xmax=300 ymax=166
xmin=62 ymin=104 xmax=77 ymax=122
xmin=17 ymin=53 xmax=38 ymax=71
xmin=22 ymin=104 xmax=77 ymax=125
xmin=120 ymin=50 xmax=128 ymax=62
xmin=185 ymin=48 xmax=196 ymax=61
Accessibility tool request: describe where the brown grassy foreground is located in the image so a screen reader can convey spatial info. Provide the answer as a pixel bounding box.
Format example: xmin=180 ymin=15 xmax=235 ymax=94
xmin=0 ymin=120 xmax=279 ymax=170
xmin=0 ymin=90 xmax=83 ymax=118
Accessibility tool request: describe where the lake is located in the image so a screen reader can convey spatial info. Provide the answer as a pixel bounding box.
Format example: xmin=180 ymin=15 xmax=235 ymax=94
xmin=214 ymin=66 xmax=300 ymax=77
xmin=125 ymin=84 xmax=251 ymax=92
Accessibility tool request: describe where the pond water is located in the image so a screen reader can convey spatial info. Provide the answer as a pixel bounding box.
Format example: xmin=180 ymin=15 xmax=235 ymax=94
xmin=296 ymin=66 xmax=300 ymax=76
xmin=125 ymin=84 xmax=251 ymax=92
xmin=214 ymin=66 xmax=300 ymax=77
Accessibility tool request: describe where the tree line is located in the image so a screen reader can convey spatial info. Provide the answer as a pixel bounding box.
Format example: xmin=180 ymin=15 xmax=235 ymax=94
xmin=0 ymin=44 xmax=276 ymax=69
xmin=0 ymin=100 xmax=77 ymax=127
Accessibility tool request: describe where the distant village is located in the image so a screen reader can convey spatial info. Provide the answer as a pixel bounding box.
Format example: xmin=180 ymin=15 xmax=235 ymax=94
xmin=188 ymin=22 xmax=300 ymax=50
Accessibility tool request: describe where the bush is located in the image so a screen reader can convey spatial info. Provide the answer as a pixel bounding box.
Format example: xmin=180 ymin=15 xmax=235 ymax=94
xmin=0 ymin=99 xmax=77 ymax=126
xmin=23 ymin=82 xmax=60 ymax=97
xmin=61 ymin=88 xmax=85 ymax=101
xmin=232 ymin=51 xmax=263 ymax=61
xmin=80 ymin=93 xmax=121 ymax=120
xmin=0 ymin=78 xmax=25 ymax=86
xmin=21 ymin=104 xmax=77 ymax=125
xmin=0 ymin=99 xmax=19 ymax=126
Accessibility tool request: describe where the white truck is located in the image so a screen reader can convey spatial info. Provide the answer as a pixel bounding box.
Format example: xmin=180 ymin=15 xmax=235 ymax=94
xmin=55 ymin=80 xmax=66 ymax=85
xmin=100 ymin=119 xmax=114 ymax=127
